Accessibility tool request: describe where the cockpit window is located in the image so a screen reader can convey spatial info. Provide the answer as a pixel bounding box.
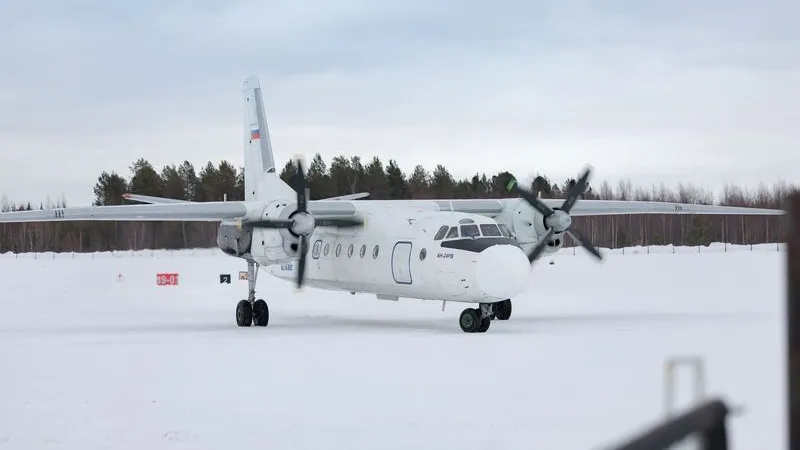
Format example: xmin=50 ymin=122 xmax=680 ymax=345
xmin=434 ymin=225 xmax=449 ymax=240
xmin=460 ymin=224 xmax=480 ymax=238
xmin=445 ymin=226 xmax=459 ymax=239
xmin=479 ymin=224 xmax=502 ymax=237
xmin=498 ymin=224 xmax=513 ymax=238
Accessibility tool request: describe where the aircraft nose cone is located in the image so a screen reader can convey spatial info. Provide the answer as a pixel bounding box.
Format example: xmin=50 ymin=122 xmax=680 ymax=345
xmin=475 ymin=245 xmax=530 ymax=299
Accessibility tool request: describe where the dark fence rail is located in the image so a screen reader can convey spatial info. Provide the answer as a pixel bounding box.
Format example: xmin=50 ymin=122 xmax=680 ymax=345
xmin=604 ymin=399 xmax=730 ymax=450
xmin=789 ymin=193 xmax=799 ymax=450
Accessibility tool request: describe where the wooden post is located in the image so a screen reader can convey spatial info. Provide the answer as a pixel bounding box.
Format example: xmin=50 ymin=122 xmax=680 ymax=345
xmin=789 ymin=193 xmax=800 ymax=450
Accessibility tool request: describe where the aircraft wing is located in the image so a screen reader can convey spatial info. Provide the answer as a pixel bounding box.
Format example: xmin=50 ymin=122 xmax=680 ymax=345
xmin=538 ymin=199 xmax=785 ymax=216
xmin=0 ymin=199 xmax=362 ymax=224
xmin=434 ymin=197 xmax=784 ymax=217
xmin=0 ymin=202 xmax=254 ymax=223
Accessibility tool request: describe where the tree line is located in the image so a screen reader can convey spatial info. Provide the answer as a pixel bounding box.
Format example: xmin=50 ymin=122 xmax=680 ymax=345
xmin=0 ymin=154 xmax=797 ymax=254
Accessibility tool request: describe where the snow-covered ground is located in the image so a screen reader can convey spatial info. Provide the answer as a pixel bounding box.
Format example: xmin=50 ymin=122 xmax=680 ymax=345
xmin=0 ymin=243 xmax=786 ymax=449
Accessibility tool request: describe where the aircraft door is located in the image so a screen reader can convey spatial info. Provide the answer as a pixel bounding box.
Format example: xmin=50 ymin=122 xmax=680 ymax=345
xmin=391 ymin=241 xmax=413 ymax=284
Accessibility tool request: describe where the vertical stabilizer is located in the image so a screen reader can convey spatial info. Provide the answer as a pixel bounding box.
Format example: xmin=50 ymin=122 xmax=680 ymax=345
xmin=242 ymin=76 xmax=296 ymax=202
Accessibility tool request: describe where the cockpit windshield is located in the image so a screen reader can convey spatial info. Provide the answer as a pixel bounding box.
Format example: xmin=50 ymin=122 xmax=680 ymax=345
xmin=433 ymin=221 xmax=515 ymax=240
xmin=479 ymin=224 xmax=502 ymax=237
xmin=460 ymin=224 xmax=480 ymax=238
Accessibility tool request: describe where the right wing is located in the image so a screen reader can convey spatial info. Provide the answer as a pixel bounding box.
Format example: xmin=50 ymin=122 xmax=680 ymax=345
xmin=433 ymin=197 xmax=785 ymax=217
xmin=540 ymin=199 xmax=786 ymax=216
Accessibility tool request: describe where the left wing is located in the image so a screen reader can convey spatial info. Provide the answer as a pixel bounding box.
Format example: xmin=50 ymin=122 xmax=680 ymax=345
xmin=0 ymin=202 xmax=255 ymax=223
xmin=0 ymin=199 xmax=360 ymax=224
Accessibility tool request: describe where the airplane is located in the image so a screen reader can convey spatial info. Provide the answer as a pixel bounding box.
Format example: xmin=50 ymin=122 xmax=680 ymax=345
xmin=0 ymin=76 xmax=786 ymax=333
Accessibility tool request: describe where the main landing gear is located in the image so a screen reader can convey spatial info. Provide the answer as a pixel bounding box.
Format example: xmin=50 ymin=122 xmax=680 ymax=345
xmin=458 ymin=299 xmax=512 ymax=333
xmin=236 ymin=260 xmax=270 ymax=327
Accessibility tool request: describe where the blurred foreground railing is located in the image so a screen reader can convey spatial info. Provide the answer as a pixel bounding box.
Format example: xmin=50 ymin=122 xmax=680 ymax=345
xmin=605 ymin=194 xmax=799 ymax=450
xmin=604 ymin=398 xmax=731 ymax=450
xmin=789 ymin=193 xmax=799 ymax=450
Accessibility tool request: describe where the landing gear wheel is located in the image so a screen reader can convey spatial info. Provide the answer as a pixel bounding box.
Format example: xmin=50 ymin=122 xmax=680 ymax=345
xmin=459 ymin=308 xmax=483 ymax=333
xmin=495 ymin=299 xmax=512 ymax=321
xmin=253 ymin=299 xmax=269 ymax=327
xmin=236 ymin=300 xmax=252 ymax=327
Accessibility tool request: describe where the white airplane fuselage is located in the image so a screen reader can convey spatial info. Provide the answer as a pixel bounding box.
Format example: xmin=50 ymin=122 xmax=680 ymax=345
xmin=242 ymin=202 xmax=532 ymax=304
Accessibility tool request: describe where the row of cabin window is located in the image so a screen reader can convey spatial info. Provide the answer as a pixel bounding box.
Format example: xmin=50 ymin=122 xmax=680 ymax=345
xmin=311 ymin=240 xmax=380 ymax=260
xmin=433 ymin=223 xmax=513 ymax=240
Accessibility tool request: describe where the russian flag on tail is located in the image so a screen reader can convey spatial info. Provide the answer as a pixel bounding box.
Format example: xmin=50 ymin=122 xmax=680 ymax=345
xmin=250 ymin=127 xmax=260 ymax=140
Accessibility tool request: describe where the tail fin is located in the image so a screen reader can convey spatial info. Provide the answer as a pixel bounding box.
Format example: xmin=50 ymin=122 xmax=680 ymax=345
xmin=242 ymin=76 xmax=297 ymax=202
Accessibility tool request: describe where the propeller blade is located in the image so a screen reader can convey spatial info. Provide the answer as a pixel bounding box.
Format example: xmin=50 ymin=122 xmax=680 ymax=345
xmin=566 ymin=229 xmax=603 ymax=260
xmin=315 ymin=217 xmax=364 ymax=228
xmin=560 ymin=167 xmax=591 ymax=213
xmin=294 ymin=159 xmax=308 ymax=213
xmin=527 ymin=227 xmax=555 ymax=262
xmin=296 ymin=234 xmax=307 ymax=289
xmin=249 ymin=219 xmax=293 ymax=228
xmin=516 ymin=185 xmax=555 ymax=218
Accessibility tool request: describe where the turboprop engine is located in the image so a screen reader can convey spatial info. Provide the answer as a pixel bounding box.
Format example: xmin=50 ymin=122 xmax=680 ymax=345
xmin=502 ymin=166 xmax=603 ymax=263
xmin=216 ymin=222 xmax=254 ymax=257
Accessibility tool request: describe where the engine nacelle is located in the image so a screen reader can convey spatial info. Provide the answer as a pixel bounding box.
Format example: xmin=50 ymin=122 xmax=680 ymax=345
xmin=495 ymin=198 xmax=564 ymax=257
xmin=264 ymin=200 xmax=303 ymax=258
xmin=216 ymin=222 xmax=253 ymax=257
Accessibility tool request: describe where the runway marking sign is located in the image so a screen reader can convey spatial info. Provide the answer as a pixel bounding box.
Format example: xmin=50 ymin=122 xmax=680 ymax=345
xmin=157 ymin=273 xmax=179 ymax=286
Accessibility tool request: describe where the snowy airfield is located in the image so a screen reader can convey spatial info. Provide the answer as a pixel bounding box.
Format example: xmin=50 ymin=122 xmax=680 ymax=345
xmin=0 ymin=243 xmax=786 ymax=449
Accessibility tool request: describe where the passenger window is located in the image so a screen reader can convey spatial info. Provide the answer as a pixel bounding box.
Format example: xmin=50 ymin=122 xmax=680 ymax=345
xmin=323 ymin=243 xmax=330 ymax=257
xmin=460 ymin=224 xmax=480 ymax=238
xmin=498 ymin=224 xmax=513 ymax=238
xmin=372 ymin=245 xmax=380 ymax=259
xmin=312 ymin=240 xmax=322 ymax=259
xmin=480 ymin=224 xmax=502 ymax=237
xmin=360 ymin=244 xmax=366 ymax=258
xmin=335 ymin=244 xmax=342 ymax=257
xmin=434 ymin=225 xmax=449 ymax=240
xmin=445 ymin=227 xmax=459 ymax=239
xmin=347 ymin=244 xmax=354 ymax=258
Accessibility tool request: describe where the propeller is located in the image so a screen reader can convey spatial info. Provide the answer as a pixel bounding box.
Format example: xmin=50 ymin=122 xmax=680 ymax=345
xmin=512 ymin=167 xmax=602 ymax=263
xmin=279 ymin=158 xmax=364 ymax=288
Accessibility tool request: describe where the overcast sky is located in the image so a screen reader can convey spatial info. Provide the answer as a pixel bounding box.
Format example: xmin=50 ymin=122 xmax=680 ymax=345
xmin=1 ymin=0 xmax=798 ymax=206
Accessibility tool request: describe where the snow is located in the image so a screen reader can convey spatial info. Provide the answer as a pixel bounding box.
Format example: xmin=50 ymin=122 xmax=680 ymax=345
xmin=0 ymin=243 xmax=786 ymax=449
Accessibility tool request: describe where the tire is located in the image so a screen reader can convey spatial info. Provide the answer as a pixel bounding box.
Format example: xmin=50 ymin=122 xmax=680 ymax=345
xmin=253 ymin=299 xmax=269 ymax=327
xmin=236 ymin=300 xmax=252 ymax=327
xmin=459 ymin=308 xmax=482 ymax=333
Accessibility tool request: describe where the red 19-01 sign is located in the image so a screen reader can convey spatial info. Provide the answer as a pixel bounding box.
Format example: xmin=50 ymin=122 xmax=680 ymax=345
xmin=157 ymin=273 xmax=179 ymax=286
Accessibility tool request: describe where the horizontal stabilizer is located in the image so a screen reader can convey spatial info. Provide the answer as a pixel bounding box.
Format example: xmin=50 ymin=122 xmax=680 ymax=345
xmin=123 ymin=194 xmax=191 ymax=204
xmin=323 ymin=192 xmax=370 ymax=201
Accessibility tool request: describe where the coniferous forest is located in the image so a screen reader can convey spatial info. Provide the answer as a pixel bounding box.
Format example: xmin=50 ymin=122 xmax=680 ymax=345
xmin=0 ymin=153 xmax=797 ymax=254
